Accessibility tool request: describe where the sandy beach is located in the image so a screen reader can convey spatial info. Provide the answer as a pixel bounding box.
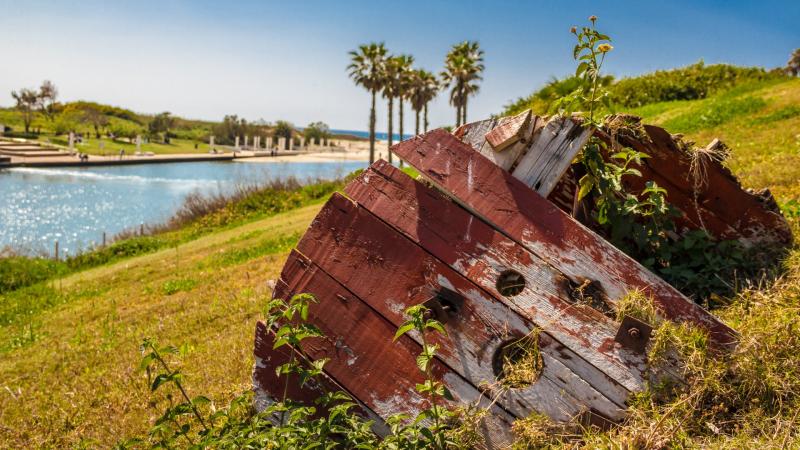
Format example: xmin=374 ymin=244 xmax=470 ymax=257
xmin=239 ymin=139 xmax=389 ymax=163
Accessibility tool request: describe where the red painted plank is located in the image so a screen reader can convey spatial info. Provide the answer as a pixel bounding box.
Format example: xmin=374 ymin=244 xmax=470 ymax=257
xmin=297 ymin=193 xmax=626 ymax=420
xmin=391 ymin=129 xmax=736 ymax=347
xmin=624 ymin=125 xmax=791 ymax=246
xmin=275 ymin=251 xmax=516 ymax=447
xmin=344 ymin=164 xmax=660 ymax=397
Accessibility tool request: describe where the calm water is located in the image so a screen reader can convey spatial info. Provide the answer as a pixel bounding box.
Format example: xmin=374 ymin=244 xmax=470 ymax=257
xmin=0 ymin=160 xmax=365 ymax=256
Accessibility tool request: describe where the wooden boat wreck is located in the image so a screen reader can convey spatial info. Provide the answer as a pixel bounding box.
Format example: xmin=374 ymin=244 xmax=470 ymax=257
xmin=252 ymin=111 xmax=790 ymax=447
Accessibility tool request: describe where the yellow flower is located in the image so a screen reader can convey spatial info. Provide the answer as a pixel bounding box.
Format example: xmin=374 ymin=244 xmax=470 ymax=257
xmin=597 ymin=43 xmax=613 ymax=53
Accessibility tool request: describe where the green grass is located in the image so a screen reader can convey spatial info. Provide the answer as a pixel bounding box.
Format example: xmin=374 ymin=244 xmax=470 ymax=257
xmin=631 ymin=77 xmax=800 ymax=202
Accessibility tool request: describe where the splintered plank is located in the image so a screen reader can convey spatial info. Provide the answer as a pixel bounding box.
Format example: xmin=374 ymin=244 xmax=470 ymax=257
xmin=485 ymin=110 xmax=531 ymax=151
xmin=345 ymin=163 xmax=646 ymax=398
xmin=275 ymin=251 xmax=516 ymax=447
xmin=297 ymin=193 xmax=625 ymax=421
xmin=455 ymin=113 xmax=591 ymax=197
xmin=510 ymin=116 xmax=592 ymax=196
xmin=392 ymin=129 xmax=736 ymax=347
xmin=454 ymin=112 xmax=545 ymax=172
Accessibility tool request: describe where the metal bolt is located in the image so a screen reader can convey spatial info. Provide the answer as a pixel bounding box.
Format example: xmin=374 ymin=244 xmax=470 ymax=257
xmin=628 ymin=327 xmax=641 ymax=338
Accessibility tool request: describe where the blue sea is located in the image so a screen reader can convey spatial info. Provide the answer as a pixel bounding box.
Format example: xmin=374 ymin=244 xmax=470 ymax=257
xmin=330 ymin=129 xmax=413 ymax=141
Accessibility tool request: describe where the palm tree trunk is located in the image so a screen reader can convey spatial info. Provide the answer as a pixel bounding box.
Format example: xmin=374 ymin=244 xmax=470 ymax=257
xmin=369 ymin=90 xmax=376 ymax=164
xmin=387 ymin=96 xmax=394 ymax=163
xmin=462 ymin=96 xmax=468 ymax=125
xmin=398 ymin=98 xmax=405 ymax=142
xmin=415 ymin=109 xmax=420 ymax=135
xmin=455 ymin=105 xmax=461 ymax=128
xmin=424 ymin=103 xmax=429 ymax=133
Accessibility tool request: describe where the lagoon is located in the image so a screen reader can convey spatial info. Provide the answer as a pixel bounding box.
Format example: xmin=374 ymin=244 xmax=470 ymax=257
xmin=0 ymin=160 xmax=365 ymax=256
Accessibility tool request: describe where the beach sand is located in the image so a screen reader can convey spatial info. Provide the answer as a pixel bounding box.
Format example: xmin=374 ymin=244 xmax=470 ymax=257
xmin=238 ymin=139 xmax=391 ymax=163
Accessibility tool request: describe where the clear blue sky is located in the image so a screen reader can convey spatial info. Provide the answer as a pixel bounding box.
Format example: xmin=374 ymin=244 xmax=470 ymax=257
xmin=1 ymin=0 xmax=797 ymax=132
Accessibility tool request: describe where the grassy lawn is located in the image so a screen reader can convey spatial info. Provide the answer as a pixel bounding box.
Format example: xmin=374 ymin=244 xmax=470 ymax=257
xmin=49 ymin=136 xmax=214 ymax=156
xmin=0 ymin=204 xmax=320 ymax=448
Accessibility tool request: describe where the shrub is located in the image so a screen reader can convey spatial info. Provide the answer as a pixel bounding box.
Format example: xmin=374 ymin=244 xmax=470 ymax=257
xmin=0 ymin=255 xmax=65 ymax=294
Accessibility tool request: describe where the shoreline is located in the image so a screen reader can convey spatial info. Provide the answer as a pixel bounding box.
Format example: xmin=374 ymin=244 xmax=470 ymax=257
xmin=2 ymin=149 xmax=374 ymax=168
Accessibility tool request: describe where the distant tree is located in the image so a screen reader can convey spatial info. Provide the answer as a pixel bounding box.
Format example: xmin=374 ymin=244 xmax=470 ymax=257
xmin=37 ymin=80 xmax=59 ymax=124
xmin=381 ymin=55 xmax=400 ymax=162
xmin=80 ymin=105 xmax=109 ymax=138
xmin=409 ymin=69 xmax=440 ymax=135
xmin=212 ymin=115 xmax=245 ymax=145
xmin=304 ymin=121 xmax=330 ymax=145
xmin=442 ymin=41 xmax=484 ymax=127
xmin=53 ymin=111 xmax=82 ymax=136
xmin=348 ymin=42 xmax=388 ymax=163
xmin=149 ymin=112 xmax=175 ymax=143
xmin=11 ymin=88 xmax=39 ymax=134
xmin=787 ymin=48 xmax=800 ymax=77
xmin=273 ymin=120 xmax=294 ymax=149
xmin=395 ymin=55 xmax=414 ymax=147
xmin=110 ymin=122 xmax=140 ymax=143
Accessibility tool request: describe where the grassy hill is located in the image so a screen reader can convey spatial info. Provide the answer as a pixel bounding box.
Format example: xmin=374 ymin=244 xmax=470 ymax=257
xmin=0 ymin=76 xmax=799 ymax=447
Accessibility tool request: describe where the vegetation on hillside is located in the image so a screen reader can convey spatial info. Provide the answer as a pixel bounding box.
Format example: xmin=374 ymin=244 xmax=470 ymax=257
xmin=503 ymin=61 xmax=789 ymax=117
xmin=1 ymin=82 xmax=347 ymax=155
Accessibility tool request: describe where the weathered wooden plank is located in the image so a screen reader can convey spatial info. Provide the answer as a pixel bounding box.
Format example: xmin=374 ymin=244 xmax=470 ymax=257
xmin=391 ymin=129 xmax=736 ymax=347
xmin=511 ymin=116 xmax=593 ymax=196
xmin=454 ymin=113 xmax=544 ymax=172
xmin=485 ymin=110 xmax=531 ymax=151
xmin=253 ymin=320 xmax=390 ymax=432
xmin=276 ymin=251 xmax=516 ymax=447
xmin=253 ymin=320 xmax=334 ymax=413
xmin=619 ymin=125 xmax=792 ymax=247
xmin=455 ymin=113 xmax=591 ymax=196
xmin=297 ymin=193 xmax=626 ymax=421
xmin=346 ymin=163 xmax=647 ymax=398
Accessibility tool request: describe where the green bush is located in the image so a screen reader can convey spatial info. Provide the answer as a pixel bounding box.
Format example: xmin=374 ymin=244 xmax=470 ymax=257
xmin=502 ymin=61 xmax=787 ymax=116
xmin=0 ymin=257 xmax=66 ymax=294
xmin=610 ymin=61 xmax=779 ymax=108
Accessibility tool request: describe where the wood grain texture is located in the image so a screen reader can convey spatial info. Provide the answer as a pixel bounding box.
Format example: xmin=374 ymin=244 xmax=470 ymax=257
xmin=454 ymin=113 xmax=545 ymax=172
xmin=485 ymin=110 xmax=531 ymax=152
xmin=275 ymin=250 xmax=516 ymax=447
xmin=345 ymin=162 xmax=657 ymax=398
xmin=391 ymin=129 xmax=736 ymax=347
xmin=611 ymin=124 xmax=792 ymax=247
xmin=511 ymin=116 xmax=592 ymax=196
xmin=297 ymin=193 xmax=626 ymax=421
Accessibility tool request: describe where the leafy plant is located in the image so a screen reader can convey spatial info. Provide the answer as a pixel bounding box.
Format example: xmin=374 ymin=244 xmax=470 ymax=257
xmin=556 ymin=17 xmax=757 ymax=302
xmin=389 ymin=303 xmax=453 ymax=449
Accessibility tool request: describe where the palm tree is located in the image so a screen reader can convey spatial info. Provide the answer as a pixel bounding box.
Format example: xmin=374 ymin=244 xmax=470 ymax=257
xmin=441 ymin=41 xmax=484 ymax=127
xmin=381 ymin=56 xmax=397 ymax=163
xmin=409 ymin=69 xmax=439 ymax=135
xmin=381 ymin=55 xmax=412 ymax=163
xmin=348 ymin=43 xmax=388 ymax=164
xmin=394 ymin=55 xmax=415 ymax=146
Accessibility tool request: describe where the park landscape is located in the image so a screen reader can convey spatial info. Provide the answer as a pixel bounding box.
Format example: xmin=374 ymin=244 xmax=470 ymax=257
xmin=1 ymin=5 xmax=800 ymax=450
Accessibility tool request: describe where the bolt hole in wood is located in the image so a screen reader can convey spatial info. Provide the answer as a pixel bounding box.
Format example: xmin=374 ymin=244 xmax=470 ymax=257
xmin=422 ymin=288 xmax=464 ymax=325
xmin=496 ymin=270 xmax=526 ymax=297
xmin=492 ymin=333 xmax=544 ymax=389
